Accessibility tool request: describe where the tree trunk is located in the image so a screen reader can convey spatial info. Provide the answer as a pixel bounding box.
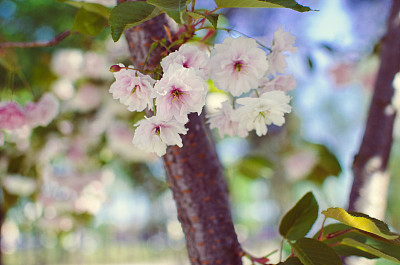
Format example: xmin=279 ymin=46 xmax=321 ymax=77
xmin=118 ymin=3 xmax=243 ymax=264
xmin=163 ymin=113 xmax=242 ymax=265
xmin=348 ymin=0 xmax=400 ymax=218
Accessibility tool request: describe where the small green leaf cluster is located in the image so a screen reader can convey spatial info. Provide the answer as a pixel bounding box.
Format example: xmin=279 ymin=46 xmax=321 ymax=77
xmin=59 ymin=0 xmax=110 ymax=36
xmin=250 ymin=192 xmax=400 ymax=264
xmin=58 ymin=0 xmax=313 ymax=43
xmin=108 ymin=0 xmax=313 ymax=42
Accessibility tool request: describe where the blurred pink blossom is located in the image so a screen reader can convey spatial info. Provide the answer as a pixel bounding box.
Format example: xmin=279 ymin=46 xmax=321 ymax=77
xmin=51 ymin=49 xmax=84 ymax=80
xmin=25 ymin=93 xmax=60 ymax=127
xmin=69 ymin=84 xmax=102 ymax=112
xmin=84 ymin=52 xmax=110 ymax=79
xmin=0 ymin=102 xmax=26 ymax=130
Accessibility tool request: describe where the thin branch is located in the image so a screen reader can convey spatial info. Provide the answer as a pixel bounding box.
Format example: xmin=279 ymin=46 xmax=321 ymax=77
xmin=0 ymin=30 xmax=71 ymax=49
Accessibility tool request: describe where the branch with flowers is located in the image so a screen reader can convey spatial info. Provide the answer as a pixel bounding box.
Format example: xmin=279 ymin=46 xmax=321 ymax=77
xmin=2 ymin=0 xmax=400 ymax=264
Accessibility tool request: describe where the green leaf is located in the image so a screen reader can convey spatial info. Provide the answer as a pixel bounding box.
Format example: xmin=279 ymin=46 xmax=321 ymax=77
xmin=291 ymin=238 xmax=342 ymax=265
xmin=165 ymin=10 xmax=182 ymax=24
xmin=279 ymin=192 xmax=318 ymax=240
xmin=72 ymin=7 xmax=107 ymax=36
xmin=341 ymin=238 xmax=400 ymax=264
xmin=147 ymin=0 xmax=186 ymax=11
xmin=237 ymin=155 xmax=272 ymax=179
xmin=214 ymin=0 xmax=312 ymax=12
xmin=314 ymin=222 xmax=400 ymax=262
xmin=109 ymin=1 xmax=161 ymax=42
xmin=322 ymin=208 xmax=399 ymax=240
xmin=187 ymin=11 xmax=219 ymax=28
xmin=58 ymin=0 xmax=110 ymax=18
xmin=305 ymin=143 xmax=342 ymax=185
xmin=313 ymin=223 xmax=378 ymax=259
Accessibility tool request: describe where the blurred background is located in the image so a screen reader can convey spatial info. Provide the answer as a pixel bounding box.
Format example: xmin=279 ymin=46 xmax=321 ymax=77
xmin=1 ymin=0 xmax=400 ymax=264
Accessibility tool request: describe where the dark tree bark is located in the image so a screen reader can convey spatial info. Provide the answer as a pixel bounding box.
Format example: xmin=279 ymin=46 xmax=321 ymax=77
xmin=349 ymin=0 xmax=400 ymax=214
xmin=118 ymin=2 xmax=243 ymax=264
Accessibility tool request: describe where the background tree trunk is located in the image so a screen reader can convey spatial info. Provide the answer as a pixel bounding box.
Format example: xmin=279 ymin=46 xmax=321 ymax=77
xmin=349 ymin=0 xmax=400 ymax=218
xmin=118 ymin=2 xmax=243 ymax=264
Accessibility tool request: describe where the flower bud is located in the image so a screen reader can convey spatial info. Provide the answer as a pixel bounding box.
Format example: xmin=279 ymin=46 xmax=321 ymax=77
xmin=109 ymin=64 xmax=122 ymax=72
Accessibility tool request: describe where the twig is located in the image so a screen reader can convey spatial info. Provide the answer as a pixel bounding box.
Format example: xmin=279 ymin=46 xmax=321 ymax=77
xmin=0 ymin=30 xmax=71 ymax=49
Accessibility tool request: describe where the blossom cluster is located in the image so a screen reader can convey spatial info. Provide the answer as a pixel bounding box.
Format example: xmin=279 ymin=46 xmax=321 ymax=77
xmin=0 ymin=93 xmax=59 ymax=146
xmin=109 ymin=28 xmax=297 ymax=156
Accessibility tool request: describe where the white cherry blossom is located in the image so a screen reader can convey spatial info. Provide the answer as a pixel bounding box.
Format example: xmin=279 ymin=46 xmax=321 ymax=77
xmin=207 ymin=101 xmax=248 ymax=138
xmin=210 ymin=36 xmax=268 ymax=97
xmin=132 ymin=116 xmax=188 ymax=156
xmin=154 ymin=63 xmax=207 ymax=123
xmin=110 ymin=64 xmax=155 ymax=112
xmin=161 ymin=44 xmax=210 ymax=79
xmin=267 ymin=27 xmax=298 ymax=76
xmin=233 ymin=91 xmax=292 ymax=136
xmin=258 ymin=75 xmax=297 ymax=93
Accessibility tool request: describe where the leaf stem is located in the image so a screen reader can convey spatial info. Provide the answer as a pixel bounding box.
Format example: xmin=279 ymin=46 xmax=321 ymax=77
xmin=326 ymin=229 xmax=354 ymax=239
xmin=279 ymin=238 xmax=284 ymax=262
xmin=318 ymin=217 xmax=327 ymax=241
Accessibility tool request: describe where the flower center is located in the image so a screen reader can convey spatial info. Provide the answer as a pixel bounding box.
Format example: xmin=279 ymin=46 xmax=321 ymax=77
xmin=234 ymin=61 xmax=243 ymax=72
xmin=131 ymin=85 xmax=139 ymax=94
xmin=154 ymin=126 xmax=161 ymax=135
xmin=170 ymin=87 xmax=185 ymax=103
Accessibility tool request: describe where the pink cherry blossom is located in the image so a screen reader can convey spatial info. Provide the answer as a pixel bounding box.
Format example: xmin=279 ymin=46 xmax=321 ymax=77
xmin=210 ymin=36 xmax=268 ymax=97
xmin=258 ymin=75 xmax=297 ymax=93
xmin=161 ymin=44 xmax=210 ymax=79
xmin=132 ymin=116 xmax=188 ymax=156
xmin=267 ymin=27 xmax=297 ymax=76
xmin=25 ymin=93 xmax=60 ymax=127
xmin=232 ymin=91 xmax=292 ymax=136
xmin=154 ymin=63 xmax=207 ymax=123
xmin=110 ymin=64 xmax=155 ymax=112
xmin=0 ymin=102 xmax=26 ymax=130
xmin=207 ymin=101 xmax=248 ymax=138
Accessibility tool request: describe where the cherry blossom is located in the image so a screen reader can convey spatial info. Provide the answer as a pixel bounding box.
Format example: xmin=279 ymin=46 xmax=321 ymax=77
xmin=210 ymin=36 xmax=268 ymax=96
xmin=51 ymin=49 xmax=84 ymax=80
xmin=25 ymin=93 xmax=60 ymax=127
xmin=233 ymin=91 xmax=292 ymax=136
xmin=109 ymin=64 xmax=155 ymax=112
xmin=161 ymin=44 xmax=210 ymax=79
xmin=154 ymin=63 xmax=207 ymax=123
xmin=207 ymin=101 xmax=248 ymax=138
xmin=132 ymin=116 xmax=188 ymax=156
xmin=0 ymin=102 xmax=26 ymax=130
xmin=267 ymin=27 xmax=297 ymax=76
xmin=258 ymin=75 xmax=296 ymax=93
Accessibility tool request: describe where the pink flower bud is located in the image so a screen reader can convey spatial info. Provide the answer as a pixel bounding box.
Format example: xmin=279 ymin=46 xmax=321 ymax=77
xmin=109 ymin=64 xmax=122 ymax=72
